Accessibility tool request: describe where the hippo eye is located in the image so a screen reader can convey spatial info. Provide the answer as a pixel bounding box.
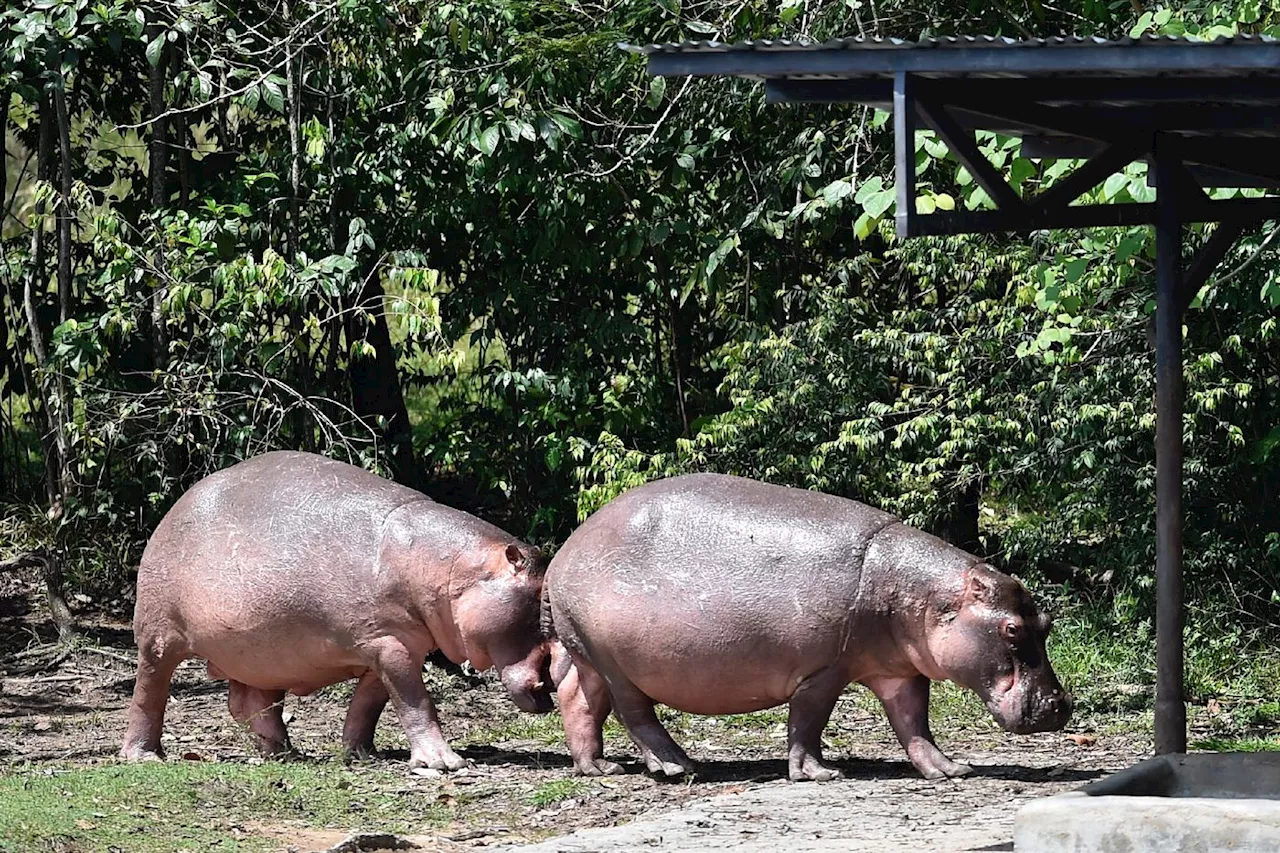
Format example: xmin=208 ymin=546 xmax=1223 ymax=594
xmin=1001 ymin=620 xmax=1024 ymax=642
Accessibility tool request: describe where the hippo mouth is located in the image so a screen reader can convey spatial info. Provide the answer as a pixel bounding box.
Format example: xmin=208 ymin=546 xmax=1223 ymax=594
xmin=510 ymin=685 xmax=555 ymax=715
xmin=986 ymin=682 xmax=1073 ymax=734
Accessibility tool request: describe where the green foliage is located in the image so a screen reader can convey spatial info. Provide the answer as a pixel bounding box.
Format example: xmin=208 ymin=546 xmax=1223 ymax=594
xmin=2 ymin=0 xmax=1279 ymax=692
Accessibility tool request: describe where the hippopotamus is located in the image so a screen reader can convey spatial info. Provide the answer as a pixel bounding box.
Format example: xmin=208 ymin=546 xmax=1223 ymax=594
xmin=547 ymin=473 xmax=1071 ymax=781
xmin=120 ymin=451 xmax=553 ymax=772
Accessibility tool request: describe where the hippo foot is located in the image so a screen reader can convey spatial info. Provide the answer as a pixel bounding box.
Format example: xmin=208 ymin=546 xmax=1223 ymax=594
xmin=641 ymin=753 xmax=695 ymax=778
xmin=919 ymin=761 xmax=971 ymax=781
xmin=573 ymin=758 xmax=625 ymax=777
xmin=119 ymin=745 xmax=164 ymax=762
xmin=409 ymin=748 xmax=471 ymax=773
xmin=789 ymin=759 xmax=843 ymax=783
xmin=342 ymin=743 xmax=379 ymax=763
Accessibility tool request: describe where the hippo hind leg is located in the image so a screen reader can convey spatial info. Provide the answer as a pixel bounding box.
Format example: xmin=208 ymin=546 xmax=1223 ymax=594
xmin=605 ymin=674 xmax=695 ymax=778
xmin=228 ymin=681 xmax=292 ymax=756
xmin=866 ymin=674 xmax=972 ymax=780
xmin=341 ymin=671 xmax=389 ymax=760
xmin=120 ymin=632 xmax=190 ymax=760
xmin=787 ymin=666 xmax=848 ymax=782
xmin=555 ymin=656 xmax=623 ymax=777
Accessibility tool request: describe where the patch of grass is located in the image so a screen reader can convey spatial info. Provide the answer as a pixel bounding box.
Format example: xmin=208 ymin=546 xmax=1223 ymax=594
xmin=0 ymin=760 xmax=450 ymax=853
xmin=1187 ymin=732 xmax=1280 ymax=753
xmin=719 ymin=709 xmax=789 ymax=731
xmin=1192 ymin=735 xmax=1280 ymax=752
xmin=457 ymin=712 xmax=566 ymax=747
xmin=527 ymin=778 xmax=589 ymax=808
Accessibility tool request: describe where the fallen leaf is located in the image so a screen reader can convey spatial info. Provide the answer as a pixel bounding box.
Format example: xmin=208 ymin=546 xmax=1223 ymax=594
xmin=181 ymin=751 xmax=203 ymax=761
xmin=75 ymin=820 xmax=97 ymax=830
xmin=1066 ymin=733 xmax=1097 ymax=746
xmin=33 ymin=719 xmax=52 ymax=732
xmin=1207 ymin=698 xmax=1222 ymax=715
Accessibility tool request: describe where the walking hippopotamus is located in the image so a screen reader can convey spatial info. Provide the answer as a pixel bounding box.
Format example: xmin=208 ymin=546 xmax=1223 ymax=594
xmin=547 ymin=473 xmax=1072 ymax=781
xmin=120 ymin=451 xmax=553 ymax=772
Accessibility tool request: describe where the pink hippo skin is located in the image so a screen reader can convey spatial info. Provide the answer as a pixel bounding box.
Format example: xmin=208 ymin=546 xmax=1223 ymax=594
xmin=547 ymin=473 xmax=1071 ymax=782
xmin=120 ymin=451 xmax=553 ymax=772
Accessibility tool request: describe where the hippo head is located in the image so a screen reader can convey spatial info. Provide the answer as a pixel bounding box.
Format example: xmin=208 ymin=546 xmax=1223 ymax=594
xmin=453 ymin=543 xmax=555 ymax=715
xmin=927 ymin=565 xmax=1072 ymax=734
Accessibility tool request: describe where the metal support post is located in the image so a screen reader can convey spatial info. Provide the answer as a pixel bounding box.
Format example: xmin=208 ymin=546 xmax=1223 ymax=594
xmin=1153 ymin=136 xmax=1187 ymax=755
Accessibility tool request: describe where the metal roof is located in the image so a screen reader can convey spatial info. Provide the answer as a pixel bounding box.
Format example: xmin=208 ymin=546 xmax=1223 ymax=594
xmin=626 ymin=33 xmax=1280 ymax=80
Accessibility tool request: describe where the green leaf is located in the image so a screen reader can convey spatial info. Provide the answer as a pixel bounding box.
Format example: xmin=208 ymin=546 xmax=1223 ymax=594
xmin=821 ymin=179 xmax=853 ymax=206
xmin=854 ymin=176 xmax=883 ymax=205
xmin=476 ymin=125 xmax=501 ymax=156
xmin=647 ymin=76 xmax=667 ymax=109
xmin=916 ymin=195 xmax=936 ymax=215
xmin=676 ymin=153 xmax=695 ymax=171
xmin=1117 ymin=233 xmax=1145 ymax=263
xmin=551 ymin=113 xmax=583 ymax=140
xmin=853 ymin=212 xmax=875 ymax=240
xmin=145 ymin=31 xmax=165 ymax=67
xmin=262 ymin=79 xmax=285 ymax=113
xmin=1064 ymin=258 xmax=1089 ymax=283
xmin=863 ymin=188 xmax=895 ymax=219
xmin=1102 ymin=172 xmax=1128 ymax=201
xmin=933 ymin=193 xmax=956 ymax=211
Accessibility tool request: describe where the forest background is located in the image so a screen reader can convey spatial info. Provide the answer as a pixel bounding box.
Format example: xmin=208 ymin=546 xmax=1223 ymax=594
xmin=3 ymin=0 xmax=1280 ymax=728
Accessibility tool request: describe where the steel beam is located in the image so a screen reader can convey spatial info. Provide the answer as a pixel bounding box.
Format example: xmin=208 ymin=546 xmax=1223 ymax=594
xmin=896 ymin=196 xmax=1280 ymax=236
xmin=1153 ymin=136 xmax=1187 ymax=757
xmin=894 ymin=72 xmax=917 ymax=239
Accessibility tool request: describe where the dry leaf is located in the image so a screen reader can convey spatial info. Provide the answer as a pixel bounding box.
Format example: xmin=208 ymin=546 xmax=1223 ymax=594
xmin=1066 ymin=733 xmax=1097 ymax=746
xmin=181 ymin=751 xmax=204 ymax=761
xmin=75 ymin=820 xmax=97 ymax=830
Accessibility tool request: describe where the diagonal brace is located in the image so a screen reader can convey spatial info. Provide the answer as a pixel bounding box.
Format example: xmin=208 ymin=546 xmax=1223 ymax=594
xmin=914 ymin=94 xmax=1029 ymax=215
xmin=1180 ymin=221 xmax=1246 ymax=312
xmin=1032 ymin=137 xmax=1151 ymax=211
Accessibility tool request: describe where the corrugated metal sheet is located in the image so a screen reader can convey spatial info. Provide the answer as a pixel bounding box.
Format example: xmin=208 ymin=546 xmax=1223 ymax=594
xmin=624 ymin=33 xmax=1280 ymax=56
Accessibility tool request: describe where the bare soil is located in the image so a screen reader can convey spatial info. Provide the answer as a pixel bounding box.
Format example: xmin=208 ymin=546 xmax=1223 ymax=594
xmin=1 ymin=573 xmax=1146 ymax=852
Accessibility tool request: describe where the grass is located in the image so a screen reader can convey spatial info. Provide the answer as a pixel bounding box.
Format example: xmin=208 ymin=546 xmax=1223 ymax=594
xmin=456 ymin=711 xmax=566 ymax=747
xmin=1193 ymin=736 xmax=1280 ymax=752
xmin=527 ymin=779 xmax=589 ymax=808
xmin=0 ymin=760 xmax=451 ymax=853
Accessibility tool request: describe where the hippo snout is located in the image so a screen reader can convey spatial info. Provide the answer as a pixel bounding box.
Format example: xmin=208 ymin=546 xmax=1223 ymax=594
xmin=997 ymin=687 xmax=1073 ymax=734
xmin=511 ymin=681 xmax=556 ymax=715
xmin=500 ymin=660 xmax=556 ymax=715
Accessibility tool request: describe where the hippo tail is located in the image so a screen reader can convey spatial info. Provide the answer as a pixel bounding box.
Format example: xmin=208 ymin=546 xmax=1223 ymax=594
xmin=540 ymin=582 xmax=556 ymax=640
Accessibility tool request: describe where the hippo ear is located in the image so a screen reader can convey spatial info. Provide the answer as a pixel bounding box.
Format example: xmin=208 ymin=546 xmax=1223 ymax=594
xmin=504 ymin=543 xmax=527 ymax=574
xmin=965 ymin=571 xmax=995 ymax=604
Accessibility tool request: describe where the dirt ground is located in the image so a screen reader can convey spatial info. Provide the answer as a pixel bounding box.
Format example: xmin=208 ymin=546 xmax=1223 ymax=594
xmin=0 ymin=574 xmax=1146 ymax=853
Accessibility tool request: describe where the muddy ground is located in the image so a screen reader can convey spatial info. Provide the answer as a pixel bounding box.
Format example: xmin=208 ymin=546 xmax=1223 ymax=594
xmin=1 ymin=574 xmax=1146 ymax=852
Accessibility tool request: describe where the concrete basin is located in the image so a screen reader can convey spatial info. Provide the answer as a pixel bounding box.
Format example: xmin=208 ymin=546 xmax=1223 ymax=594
xmin=1014 ymin=752 xmax=1280 ymax=853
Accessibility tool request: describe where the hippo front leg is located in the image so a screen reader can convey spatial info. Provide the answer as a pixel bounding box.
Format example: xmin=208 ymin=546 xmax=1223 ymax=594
xmin=866 ymin=675 xmax=971 ymax=780
xmin=370 ymin=640 xmax=469 ymax=773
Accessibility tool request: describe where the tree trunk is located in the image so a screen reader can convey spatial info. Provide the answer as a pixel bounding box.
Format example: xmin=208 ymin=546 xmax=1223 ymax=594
xmin=285 ymin=2 xmax=303 ymax=262
xmin=147 ymin=19 xmax=169 ymax=368
xmin=345 ymin=267 xmax=423 ymax=491
xmin=53 ymin=79 xmax=73 ymax=326
xmin=935 ymin=477 xmax=983 ymax=555
xmin=0 ymin=551 xmax=76 ymax=644
xmin=24 ymin=92 xmax=64 ymax=510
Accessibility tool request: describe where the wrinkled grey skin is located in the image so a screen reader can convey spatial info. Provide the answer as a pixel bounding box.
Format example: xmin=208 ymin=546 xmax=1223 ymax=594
xmin=120 ymin=451 xmax=553 ymax=772
xmin=547 ymin=473 xmax=1071 ymax=782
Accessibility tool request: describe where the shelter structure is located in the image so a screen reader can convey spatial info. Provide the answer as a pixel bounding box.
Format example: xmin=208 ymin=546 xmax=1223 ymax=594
xmin=627 ymin=34 xmax=1280 ymax=755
